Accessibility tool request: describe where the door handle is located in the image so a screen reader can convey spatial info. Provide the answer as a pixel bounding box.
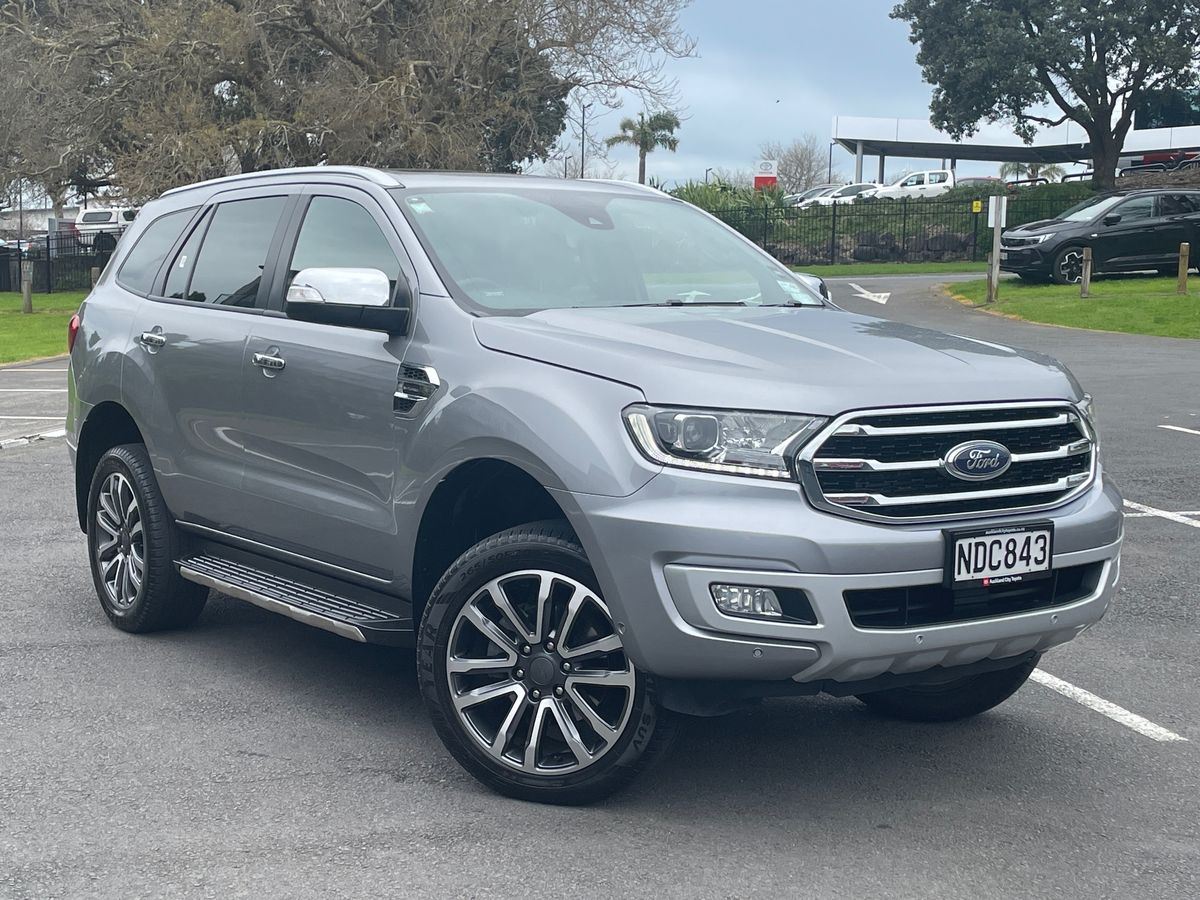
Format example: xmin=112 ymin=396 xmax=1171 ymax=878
xmin=139 ymin=331 xmax=166 ymax=348
xmin=252 ymin=353 xmax=286 ymax=373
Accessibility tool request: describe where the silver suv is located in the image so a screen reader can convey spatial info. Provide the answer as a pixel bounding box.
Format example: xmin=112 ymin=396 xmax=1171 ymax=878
xmin=67 ymin=167 xmax=1123 ymax=803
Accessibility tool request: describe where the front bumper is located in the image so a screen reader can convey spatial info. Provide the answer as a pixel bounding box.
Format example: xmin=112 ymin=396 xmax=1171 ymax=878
xmin=998 ymin=246 xmax=1051 ymax=276
xmin=558 ymin=469 xmax=1123 ymax=684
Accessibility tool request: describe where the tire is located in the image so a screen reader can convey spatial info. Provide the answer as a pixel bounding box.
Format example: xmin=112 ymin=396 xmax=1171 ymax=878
xmin=86 ymin=443 xmax=207 ymax=632
xmin=855 ymin=654 xmax=1039 ymax=723
xmin=418 ymin=520 xmax=675 ymax=804
xmin=1051 ymin=246 xmax=1085 ymax=284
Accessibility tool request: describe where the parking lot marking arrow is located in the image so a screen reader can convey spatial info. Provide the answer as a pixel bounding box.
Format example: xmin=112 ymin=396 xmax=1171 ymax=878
xmin=847 ymin=282 xmax=890 ymax=304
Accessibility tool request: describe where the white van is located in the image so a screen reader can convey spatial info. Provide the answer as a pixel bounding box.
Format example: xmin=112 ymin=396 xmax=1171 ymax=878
xmin=74 ymin=207 xmax=139 ymax=236
xmin=870 ymin=169 xmax=956 ymax=199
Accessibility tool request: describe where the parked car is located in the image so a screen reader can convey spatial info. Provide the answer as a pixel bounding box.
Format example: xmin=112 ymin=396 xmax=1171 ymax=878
xmin=870 ymin=168 xmax=956 ymax=199
xmin=69 ymin=166 xmax=1120 ymax=804
xmin=801 ymin=182 xmax=878 ymax=207
xmin=786 ymin=183 xmax=841 ymax=206
xmin=1000 ymin=188 xmax=1200 ymax=283
xmin=74 ymin=207 xmax=139 ymax=237
xmin=956 ymin=176 xmax=1003 ymax=190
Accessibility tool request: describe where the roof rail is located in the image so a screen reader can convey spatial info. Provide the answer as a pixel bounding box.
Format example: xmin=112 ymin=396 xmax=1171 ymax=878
xmin=161 ymin=165 xmax=400 ymax=197
xmin=583 ymin=178 xmax=670 ymax=197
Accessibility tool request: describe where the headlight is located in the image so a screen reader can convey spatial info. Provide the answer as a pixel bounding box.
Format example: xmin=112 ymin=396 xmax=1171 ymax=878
xmin=1030 ymin=233 xmax=1055 ymax=244
xmin=623 ymin=405 xmax=826 ymax=479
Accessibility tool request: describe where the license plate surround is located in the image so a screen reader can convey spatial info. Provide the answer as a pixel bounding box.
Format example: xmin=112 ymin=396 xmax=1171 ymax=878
xmin=943 ymin=521 xmax=1055 ymax=590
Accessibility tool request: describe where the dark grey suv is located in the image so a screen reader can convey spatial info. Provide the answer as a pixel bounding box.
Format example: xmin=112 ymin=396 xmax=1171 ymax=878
xmin=68 ymin=167 xmax=1123 ymax=803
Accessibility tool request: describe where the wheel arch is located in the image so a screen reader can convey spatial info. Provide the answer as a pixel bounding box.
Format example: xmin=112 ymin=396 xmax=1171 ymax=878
xmin=409 ymin=458 xmax=574 ymax=625
xmin=75 ymin=402 xmax=145 ymax=532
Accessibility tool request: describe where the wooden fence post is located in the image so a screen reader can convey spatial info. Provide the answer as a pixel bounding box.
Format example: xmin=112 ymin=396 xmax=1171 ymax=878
xmin=90 ymin=266 xmax=100 ymax=289
xmin=1179 ymin=242 xmax=1190 ymax=295
xmin=1080 ymin=247 xmax=1093 ymax=298
xmin=21 ymin=269 xmax=33 ymax=314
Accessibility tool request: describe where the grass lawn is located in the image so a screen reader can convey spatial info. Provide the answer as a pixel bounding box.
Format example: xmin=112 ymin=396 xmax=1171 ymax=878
xmin=795 ymin=261 xmax=989 ymax=277
xmin=0 ymin=290 xmax=88 ymax=364
xmin=950 ymin=277 xmax=1200 ymax=339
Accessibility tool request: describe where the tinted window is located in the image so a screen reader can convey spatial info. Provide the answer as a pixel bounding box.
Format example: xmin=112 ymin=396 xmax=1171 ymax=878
xmin=164 ymin=210 xmax=212 ymax=300
xmin=288 ymin=197 xmax=401 ymax=291
xmin=1114 ymin=196 xmax=1154 ymax=221
xmin=902 ymin=174 xmax=925 ymax=187
xmin=1158 ymin=193 xmax=1200 ymax=215
xmin=121 ymin=210 xmax=138 ymax=222
xmin=929 ymin=172 xmax=949 ymax=184
xmin=81 ymin=211 xmax=113 ymax=223
xmin=186 ymin=197 xmax=287 ymax=307
xmin=116 ymin=208 xmax=195 ymax=294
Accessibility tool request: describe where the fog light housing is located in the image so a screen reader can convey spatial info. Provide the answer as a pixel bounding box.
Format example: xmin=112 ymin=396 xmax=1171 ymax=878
xmin=711 ymin=584 xmax=783 ymax=619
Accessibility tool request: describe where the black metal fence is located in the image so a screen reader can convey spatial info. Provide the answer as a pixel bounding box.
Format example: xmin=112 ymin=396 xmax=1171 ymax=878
xmin=712 ymin=197 xmax=1071 ymax=266
xmin=1 ymin=228 xmax=124 ymax=293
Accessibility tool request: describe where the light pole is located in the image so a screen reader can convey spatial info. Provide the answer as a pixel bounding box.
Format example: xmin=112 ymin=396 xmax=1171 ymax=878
xmin=704 ymin=167 xmax=714 ymax=183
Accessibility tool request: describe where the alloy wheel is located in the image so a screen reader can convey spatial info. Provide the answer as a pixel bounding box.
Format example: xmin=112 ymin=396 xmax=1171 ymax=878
xmin=93 ymin=472 xmax=145 ymax=609
xmin=1057 ymin=249 xmax=1084 ymax=284
xmin=445 ymin=570 xmax=635 ymax=775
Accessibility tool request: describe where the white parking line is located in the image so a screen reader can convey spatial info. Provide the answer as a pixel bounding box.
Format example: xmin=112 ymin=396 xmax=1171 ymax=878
xmin=1124 ymin=499 xmax=1200 ymax=529
xmin=0 ymin=388 xmax=67 ymax=393
xmin=1159 ymin=424 xmax=1200 ymax=437
xmin=1031 ymin=669 xmax=1188 ymax=743
xmin=0 ymin=368 xmax=68 ymax=373
xmin=0 ymin=415 xmax=65 ymax=420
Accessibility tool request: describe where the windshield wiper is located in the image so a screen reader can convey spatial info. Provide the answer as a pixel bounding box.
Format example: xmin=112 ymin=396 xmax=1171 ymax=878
xmin=617 ymin=299 xmax=747 ymax=307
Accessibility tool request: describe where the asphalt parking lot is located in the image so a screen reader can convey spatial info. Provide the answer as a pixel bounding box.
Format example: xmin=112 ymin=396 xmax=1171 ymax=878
xmin=3 ymin=278 xmax=1199 ymax=898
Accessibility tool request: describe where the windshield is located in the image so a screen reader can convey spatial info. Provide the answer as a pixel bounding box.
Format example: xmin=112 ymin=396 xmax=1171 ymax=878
xmin=1057 ymin=194 xmax=1124 ymax=222
xmin=393 ymin=187 xmax=825 ymax=313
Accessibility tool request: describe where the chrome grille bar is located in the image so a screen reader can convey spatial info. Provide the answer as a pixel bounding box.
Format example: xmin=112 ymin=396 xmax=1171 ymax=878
xmin=833 ymin=412 xmax=1075 ymax=437
xmin=812 ymin=439 xmax=1091 ymax=473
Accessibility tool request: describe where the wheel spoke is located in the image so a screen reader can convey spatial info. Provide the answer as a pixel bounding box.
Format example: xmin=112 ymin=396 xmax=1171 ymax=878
xmin=549 ymin=697 xmax=594 ymax=765
xmin=452 ymin=678 xmax=521 ymax=712
xmin=522 ymin=700 xmax=552 ymax=772
xmin=490 ymin=687 xmax=528 ymax=754
xmin=559 ymin=633 xmax=623 ymax=660
xmin=567 ymin=668 xmax=635 ymax=690
xmin=486 ymin=581 xmax=536 ymax=643
xmin=447 ymin=655 xmax=514 ymax=675
xmin=532 ymin=573 xmax=552 ymax=643
xmin=557 ymin=584 xmax=588 ymax=647
xmin=95 ymin=534 xmax=120 ymax=558
xmin=565 ymin=686 xmax=620 ymax=742
xmin=94 ymin=509 xmax=120 ymax=539
xmin=461 ymin=602 xmax=518 ymax=655
xmin=127 ymin=556 xmax=143 ymax=591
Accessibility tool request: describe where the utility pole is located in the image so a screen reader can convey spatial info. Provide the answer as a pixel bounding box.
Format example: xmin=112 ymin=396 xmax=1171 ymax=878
xmin=579 ymin=102 xmax=592 ymax=178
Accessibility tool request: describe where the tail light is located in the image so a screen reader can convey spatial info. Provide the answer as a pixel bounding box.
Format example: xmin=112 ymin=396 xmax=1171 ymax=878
xmin=67 ymin=313 xmax=81 ymax=352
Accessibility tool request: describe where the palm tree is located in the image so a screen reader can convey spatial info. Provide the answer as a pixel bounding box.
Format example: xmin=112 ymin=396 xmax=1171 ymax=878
xmin=605 ymin=111 xmax=681 ymax=184
xmin=999 ymin=161 xmax=1066 ymax=183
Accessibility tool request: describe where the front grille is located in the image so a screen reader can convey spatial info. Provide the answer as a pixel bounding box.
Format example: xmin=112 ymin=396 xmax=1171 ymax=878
xmin=800 ymin=403 xmax=1095 ymax=522
xmin=844 ymin=562 xmax=1103 ymax=628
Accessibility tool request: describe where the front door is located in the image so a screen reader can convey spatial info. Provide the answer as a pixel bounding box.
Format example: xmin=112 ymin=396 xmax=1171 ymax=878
xmin=238 ymin=187 xmax=415 ymax=581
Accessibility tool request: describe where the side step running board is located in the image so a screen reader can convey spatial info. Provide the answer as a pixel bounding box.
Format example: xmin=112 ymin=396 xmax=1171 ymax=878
xmin=178 ymin=553 xmax=412 ymax=646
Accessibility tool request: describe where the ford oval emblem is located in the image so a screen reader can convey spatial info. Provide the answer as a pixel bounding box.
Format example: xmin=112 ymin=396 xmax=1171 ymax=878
xmin=943 ymin=440 xmax=1012 ymax=481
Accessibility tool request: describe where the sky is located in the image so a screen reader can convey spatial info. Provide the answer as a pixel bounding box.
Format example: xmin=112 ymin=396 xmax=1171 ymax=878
xmin=593 ymin=0 xmax=1006 ymax=186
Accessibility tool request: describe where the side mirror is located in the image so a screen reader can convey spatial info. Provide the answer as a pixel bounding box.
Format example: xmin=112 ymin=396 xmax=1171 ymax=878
xmin=285 ymin=267 xmax=410 ymax=335
xmin=1103 ymin=214 xmax=1122 ymax=226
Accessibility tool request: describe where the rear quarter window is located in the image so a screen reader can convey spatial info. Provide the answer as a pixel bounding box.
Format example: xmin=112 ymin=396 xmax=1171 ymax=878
xmin=80 ymin=212 xmax=113 ymax=224
xmin=116 ymin=208 xmax=197 ymax=295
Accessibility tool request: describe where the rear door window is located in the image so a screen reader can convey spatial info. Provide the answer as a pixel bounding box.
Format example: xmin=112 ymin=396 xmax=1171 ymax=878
xmin=1114 ymin=196 xmax=1155 ymax=221
xmin=1158 ymin=193 xmax=1200 ymax=215
xmin=182 ymin=196 xmax=288 ymax=307
xmin=116 ymin=207 xmax=196 ymax=295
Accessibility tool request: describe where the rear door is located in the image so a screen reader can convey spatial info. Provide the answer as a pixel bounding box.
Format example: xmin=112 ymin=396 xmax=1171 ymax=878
xmin=1091 ymin=194 xmax=1157 ymax=270
xmin=238 ymin=185 xmax=415 ymax=581
xmin=124 ymin=188 xmax=296 ymax=532
xmin=1152 ymin=193 xmax=1200 ymax=268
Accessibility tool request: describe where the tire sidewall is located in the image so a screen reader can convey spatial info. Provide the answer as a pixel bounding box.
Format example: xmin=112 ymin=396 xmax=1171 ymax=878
xmin=87 ymin=448 xmax=147 ymax=623
xmin=418 ymin=531 xmax=663 ymax=802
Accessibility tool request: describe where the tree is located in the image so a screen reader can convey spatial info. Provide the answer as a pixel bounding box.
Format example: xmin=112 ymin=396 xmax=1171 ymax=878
xmin=998 ymin=161 xmax=1066 ymax=182
xmin=0 ymin=0 xmax=694 ymax=200
xmin=605 ymin=111 xmax=681 ymax=183
xmin=759 ymin=135 xmax=836 ymax=193
xmin=891 ymin=1 xmax=1200 ymax=189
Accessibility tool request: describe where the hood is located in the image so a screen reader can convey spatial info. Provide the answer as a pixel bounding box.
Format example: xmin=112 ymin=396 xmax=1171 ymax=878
xmin=1005 ymin=218 xmax=1069 ymax=236
xmin=473 ymin=306 xmax=1080 ymax=415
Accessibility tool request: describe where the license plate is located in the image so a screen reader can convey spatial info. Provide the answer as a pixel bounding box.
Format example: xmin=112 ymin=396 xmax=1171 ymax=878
xmin=999 ymin=250 xmax=1009 ymax=261
xmin=944 ymin=522 xmax=1053 ymax=589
